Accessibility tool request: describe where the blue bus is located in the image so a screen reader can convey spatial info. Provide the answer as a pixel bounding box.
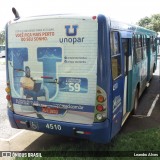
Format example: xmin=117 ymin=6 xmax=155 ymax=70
xmin=5 ymin=14 xmax=158 ymax=143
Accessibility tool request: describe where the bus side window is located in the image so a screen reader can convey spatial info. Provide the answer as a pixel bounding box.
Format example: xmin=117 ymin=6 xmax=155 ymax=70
xmin=136 ymin=35 xmax=143 ymax=63
xmin=151 ymin=36 xmax=153 ymax=52
xmin=151 ymin=36 xmax=156 ymax=53
xmin=122 ymin=39 xmax=129 ymax=76
xmin=132 ymin=34 xmax=135 ymax=64
xmin=152 ymin=37 xmax=156 ymax=52
xmin=110 ymin=31 xmax=121 ymax=79
xmin=143 ymin=35 xmax=147 ymax=59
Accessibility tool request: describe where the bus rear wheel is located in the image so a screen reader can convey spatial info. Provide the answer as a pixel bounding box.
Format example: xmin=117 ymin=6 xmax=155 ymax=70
xmin=132 ymin=89 xmax=139 ymax=115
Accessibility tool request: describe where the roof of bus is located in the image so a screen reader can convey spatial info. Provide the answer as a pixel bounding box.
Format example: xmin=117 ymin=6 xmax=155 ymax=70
xmin=9 ymin=14 xmax=96 ymax=24
xmin=110 ymin=19 xmax=157 ymax=36
xmin=8 ymin=14 xmax=157 ymax=36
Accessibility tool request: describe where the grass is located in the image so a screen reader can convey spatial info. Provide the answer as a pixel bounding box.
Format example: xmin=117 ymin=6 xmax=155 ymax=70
xmin=111 ymin=127 xmax=160 ymax=151
xmin=15 ymin=127 xmax=160 ymax=160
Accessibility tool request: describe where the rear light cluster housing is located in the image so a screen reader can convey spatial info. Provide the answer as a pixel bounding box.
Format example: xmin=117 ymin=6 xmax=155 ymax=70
xmin=94 ymin=86 xmax=107 ymax=122
xmin=5 ymin=82 xmax=14 ymax=111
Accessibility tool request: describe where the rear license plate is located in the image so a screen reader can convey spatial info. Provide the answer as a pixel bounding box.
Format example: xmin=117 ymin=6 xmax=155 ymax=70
xmin=42 ymin=106 xmax=59 ymax=114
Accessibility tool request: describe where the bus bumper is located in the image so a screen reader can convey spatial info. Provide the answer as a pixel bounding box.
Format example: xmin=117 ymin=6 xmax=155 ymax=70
xmin=8 ymin=109 xmax=111 ymax=144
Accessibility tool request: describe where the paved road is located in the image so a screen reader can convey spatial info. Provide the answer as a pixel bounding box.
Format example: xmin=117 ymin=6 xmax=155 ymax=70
xmin=0 ymin=59 xmax=43 ymax=154
xmin=121 ymin=60 xmax=160 ymax=133
xmin=0 ymin=57 xmax=159 ymax=152
xmin=0 ymin=60 xmax=21 ymax=140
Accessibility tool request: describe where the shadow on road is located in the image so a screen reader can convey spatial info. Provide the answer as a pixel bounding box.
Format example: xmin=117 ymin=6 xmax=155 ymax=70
xmin=24 ymin=133 xmax=86 ymax=151
xmin=121 ymin=74 xmax=160 ymax=133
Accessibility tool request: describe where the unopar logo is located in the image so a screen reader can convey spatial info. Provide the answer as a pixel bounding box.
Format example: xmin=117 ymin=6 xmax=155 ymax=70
xmin=65 ymin=25 xmax=78 ymax=36
xmin=59 ymin=25 xmax=84 ymax=44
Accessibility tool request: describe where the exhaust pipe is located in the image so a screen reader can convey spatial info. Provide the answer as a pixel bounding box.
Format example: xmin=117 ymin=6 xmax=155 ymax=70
xmin=12 ymin=7 xmax=20 ymax=20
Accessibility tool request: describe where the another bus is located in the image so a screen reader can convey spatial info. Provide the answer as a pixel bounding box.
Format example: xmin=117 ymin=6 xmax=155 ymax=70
xmin=5 ymin=14 xmax=159 ymax=143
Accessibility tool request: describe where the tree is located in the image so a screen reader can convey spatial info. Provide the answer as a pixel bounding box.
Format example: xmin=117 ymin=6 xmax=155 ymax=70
xmin=150 ymin=14 xmax=160 ymax=32
xmin=0 ymin=30 xmax=5 ymax=44
xmin=138 ymin=16 xmax=151 ymax=28
xmin=137 ymin=14 xmax=160 ymax=32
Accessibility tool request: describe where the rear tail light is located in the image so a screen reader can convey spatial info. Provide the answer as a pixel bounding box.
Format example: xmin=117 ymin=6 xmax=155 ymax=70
xmin=97 ymin=89 xmax=102 ymax=94
xmin=96 ymin=113 xmax=103 ymax=121
xmin=5 ymin=85 xmax=11 ymax=101
xmin=5 ymin=87 xmax=11 ymax=93
xmin=96 ymin=113 xmax=107 ymax=121
xmin=96 ymin=105 xmax=104 ymax=112
xmin=73 ymin=128 xmax=92 ymax=135
xmin=97 ymin=95 xmax=105 ymax=103
xmin=5 ymin=82 xmax=14 ymax=111
xmin=76 ymin=131 xmax=92 ymax=135
xmin=94 ymin=86 xmax=107 ymax=122
xmin=92 ymin=16 xmax=97 ymax=20
xmin=6 ymin=95 xmax=11 ymax=101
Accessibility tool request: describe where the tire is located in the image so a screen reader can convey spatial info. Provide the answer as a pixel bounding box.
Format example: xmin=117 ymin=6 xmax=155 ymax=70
xmin=132 ymin=88 xmax=139 ymax=115
xmin=153 ymin=64 xmax=156 ymax=73
xmin=150 ymin=64 xmax=155 ymax=81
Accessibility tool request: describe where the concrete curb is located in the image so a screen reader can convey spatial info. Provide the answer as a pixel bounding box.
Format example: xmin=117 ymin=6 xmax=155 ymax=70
xmin=0 ymin=130 xmax=43 ymax=151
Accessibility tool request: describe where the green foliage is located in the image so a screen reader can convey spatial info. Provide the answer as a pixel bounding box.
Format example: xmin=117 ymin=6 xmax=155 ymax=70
xmin=138 ymin=16 xmax=151 ymax=28
xmin=15 ymin=127 xmax=160 ymax=160
xmin=137 ymin=14 xmax=160 ymax=32
xmin=0 ymin=30 xmax=5 ymax=44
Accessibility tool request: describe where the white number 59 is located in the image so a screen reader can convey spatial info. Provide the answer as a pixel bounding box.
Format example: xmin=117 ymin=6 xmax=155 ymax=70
xmin=69 ymin=83 xmax=80 ymax=92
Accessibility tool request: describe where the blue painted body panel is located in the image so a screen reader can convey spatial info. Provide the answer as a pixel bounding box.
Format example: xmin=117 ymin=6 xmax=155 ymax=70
xmin=8 ymin=109 xmax=110 ymax=143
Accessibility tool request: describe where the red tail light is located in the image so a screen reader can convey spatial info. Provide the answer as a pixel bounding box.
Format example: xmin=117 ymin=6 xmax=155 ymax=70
xmin=94 ymin=86 xmax=107 ymax=122
xmin=92 ymin=16 xmax=97 ymax=20
xmin=96 ymin=105 xmax=104 ymax=112
xmin=6 ymin=95 xmax=11 ymax=101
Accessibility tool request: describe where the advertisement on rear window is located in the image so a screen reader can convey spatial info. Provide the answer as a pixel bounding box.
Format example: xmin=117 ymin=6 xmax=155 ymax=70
xmin=7 ymin=18 xmax=98 ymax=124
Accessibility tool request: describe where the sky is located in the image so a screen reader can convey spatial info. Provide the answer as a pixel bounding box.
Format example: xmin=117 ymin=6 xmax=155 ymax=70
xmin=0 ymin=0 xmax=160 ymax=30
